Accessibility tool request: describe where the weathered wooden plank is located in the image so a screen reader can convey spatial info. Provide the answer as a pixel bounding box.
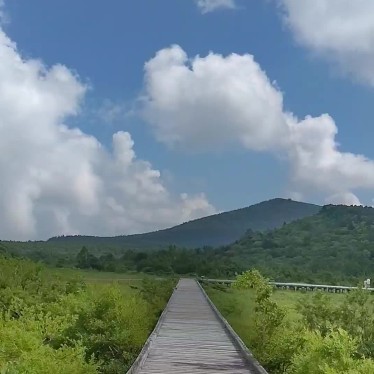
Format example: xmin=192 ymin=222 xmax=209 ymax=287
xmin=127 ymin=278 xmax=267 ymax=373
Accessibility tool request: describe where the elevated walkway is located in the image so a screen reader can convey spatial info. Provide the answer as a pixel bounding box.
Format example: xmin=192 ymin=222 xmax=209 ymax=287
xmin=128 ymin=278 xmax=267 ymax=373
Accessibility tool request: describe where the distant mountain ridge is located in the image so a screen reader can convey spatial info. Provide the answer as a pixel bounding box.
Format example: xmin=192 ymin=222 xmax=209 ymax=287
xmin=47 ymin=198 xmax=321 ymax=250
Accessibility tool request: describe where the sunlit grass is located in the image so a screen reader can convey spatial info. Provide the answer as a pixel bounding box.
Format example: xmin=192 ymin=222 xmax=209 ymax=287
xmin=205 ymin=285 xmax=364 ymax=347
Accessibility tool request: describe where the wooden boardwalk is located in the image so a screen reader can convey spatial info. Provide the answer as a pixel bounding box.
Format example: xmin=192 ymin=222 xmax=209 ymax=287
xmin=128 ymin=279 xmax=267 ymax=374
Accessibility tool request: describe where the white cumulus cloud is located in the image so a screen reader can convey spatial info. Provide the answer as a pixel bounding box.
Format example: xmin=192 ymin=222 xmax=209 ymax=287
xmin=195 ymin=0 xmax=237 ymax=14
xmin=280 ymin=0 xmax=374 ymax=85
xmin=0 ymin=31 xmax=215 ymax=240
xmin=143 ymin=45 xmax=288 ymax=151
xmin=142 ymin=45 xmax=374 ymax=205
xmin=287 ymin=114 xmax=374 ymax=195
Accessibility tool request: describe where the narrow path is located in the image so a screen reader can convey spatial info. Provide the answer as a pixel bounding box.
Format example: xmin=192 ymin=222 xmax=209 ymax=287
xmin=128 ymin=278 xmax=266 ymax=373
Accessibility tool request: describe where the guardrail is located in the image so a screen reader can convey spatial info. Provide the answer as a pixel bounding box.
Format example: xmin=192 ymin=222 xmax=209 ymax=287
xmin=199 ymin=278 xmax=374 ymax=293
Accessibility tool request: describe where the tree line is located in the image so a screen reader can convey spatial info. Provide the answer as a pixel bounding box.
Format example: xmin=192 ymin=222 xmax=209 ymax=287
xmin=3 ymin=204 xmax=374 ymax=285
xmin=74 ymin=245 xmax=240 ymax=278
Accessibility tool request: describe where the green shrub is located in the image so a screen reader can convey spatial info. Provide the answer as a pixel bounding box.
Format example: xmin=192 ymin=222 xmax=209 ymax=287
xmin=0 ymin=314 xmax=98 ymax=374
xmin=59 ymin=285 xmax=152 ymax=372
xmin=290 ymin=329 xmax=374 ymax=374
xmin=0 ymin=256 xmax=174 ymax=373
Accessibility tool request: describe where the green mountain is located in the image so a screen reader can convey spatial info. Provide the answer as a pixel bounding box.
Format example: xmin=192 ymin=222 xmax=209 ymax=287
xmin=62 ymin=204 xmax=374 ymax=284
xmin=45 ymin=198 xmax=320 ymax=251
xmin=222 ymin=204 xmax=374 ymax=284
xmin=4 ymin=201 xmax=373 ymax=285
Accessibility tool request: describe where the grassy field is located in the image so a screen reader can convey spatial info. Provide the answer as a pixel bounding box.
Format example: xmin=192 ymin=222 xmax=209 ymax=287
xmin=52 ymin=267 xmax=146 ymax=281
xmin=51 ymin=267 xmax=161 ymax=292
xmin=205 ymin=284 xmax=348 ymax=347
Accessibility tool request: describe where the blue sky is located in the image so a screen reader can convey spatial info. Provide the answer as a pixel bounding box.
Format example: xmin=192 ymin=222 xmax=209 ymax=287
xmin=1 ymin=0 xmax=374 ymax=239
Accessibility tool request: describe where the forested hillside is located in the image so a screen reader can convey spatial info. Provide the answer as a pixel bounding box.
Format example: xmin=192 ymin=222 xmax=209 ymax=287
xmin=3 ymin=203 xmax=374 ymax=285
xmin=44 ymin=198 xmax=322 ymax=248
xmin=29 ymin=204 xmax=373 ymax=285
xmin=223 ymin=204 xmax=374 ymax=283
xmin=1 ymin=198 xmax=320 ymax=255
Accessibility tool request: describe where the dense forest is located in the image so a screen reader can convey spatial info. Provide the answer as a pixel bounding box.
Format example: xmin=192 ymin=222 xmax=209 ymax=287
xmin=73 ymin=245 xmax=240 ymax=278
xmin=62 ymin=205 xmax=374 ymax=284
xmin=2 ymin=204 xmax=374 ymax=285
xmin=224 ymin=204 xmax=374 ymax=284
